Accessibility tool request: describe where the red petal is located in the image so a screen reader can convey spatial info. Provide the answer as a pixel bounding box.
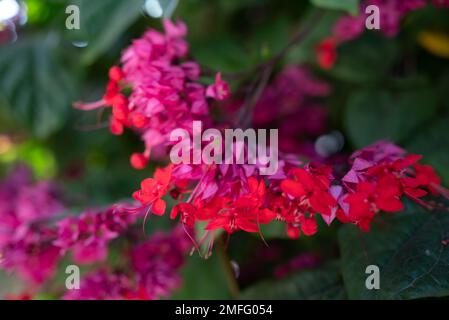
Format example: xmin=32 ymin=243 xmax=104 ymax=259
xmin=301 ymin=218 xmax=318 ymax=236
xmin=154 ymin=165 xmax=172 ymax=185
xmin=404 ymin=188 xmax=427 ymax=198
xmin=287 ymin=225 xmax=301 ymax=239
xmin=130 ymin=153 xmax=148 ymax=170
xmin=376 ymin=197 xmax=404 ymax=212
xmin=152 ymin=198 xmax=166 ymax=216
xmin=247 ymin=177 xmax=258 ymax=193
xmin=280 ymin=179 xmax=306 ymax=198
xmin=236 ymin=219 xmax=259 ymax=233
xmin=141 ymin=178 xmax=156 ymax=191
xmin=257 ymin=209 xmax=276 ymax=223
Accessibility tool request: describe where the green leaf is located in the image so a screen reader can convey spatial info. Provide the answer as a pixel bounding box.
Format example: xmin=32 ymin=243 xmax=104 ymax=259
xmin=259 ymin=221 xmax=289 ymax=239
xmin=331 ymin=35 xmax=398 ymax=83
xmin=344 ymin=88 xmax=438 ymax=149
xmin=248 ymin=17 xmax=290 ymax=60
xmin=172 ymin=253 xmax=231 ymax=299
xmin=191 ymin=36 xmax=253 ymax=73
xmin=70 ymin=0 xmax=144 ymax=65
xmin=240 ymin=263 xmax=346 ymax=299
xmin=310 ymin=0 xmax=359 ymax=15
xmin=407 ymin=117 xmax=449 ymax=185
xmin=287 ymin=10 xmax=340 ymax=64
xmin=0 ymin=35 xmax=77 ymax=138
xmin=0 ymin=271 xmax=25 ymax=299
xmin=339 ymin=204 xmax=449 ymax=299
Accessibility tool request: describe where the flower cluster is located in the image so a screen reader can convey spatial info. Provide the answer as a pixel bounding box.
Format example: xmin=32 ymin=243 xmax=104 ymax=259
xmin=0 ymin=166 xmax=64 ymax=284
xmin=63 ymin=226 xmax=190 ymax=300
xmin=53 ymin=205 xmax=136 ymax=264
xmin=316 ymin=0 xmax=449 ymax=69
xmin=63 ymin=270 xmax=136 ymax=300
xmin=75 ymin=20 xmax=229 ymax=169
xmin=74 ymin=21 xmax=447 ymax=251
xmin=338 ymin=141 xmax=442 ymax=231
xmin=131 ymin=141 xmax=444 ymax=245
xmin=0 ymin=166 xmax=190 ymax=298
xmin=0 ymin=167 xmax=137 ymax=285
xmin=130 ymin=226 xmax=190 ymax=298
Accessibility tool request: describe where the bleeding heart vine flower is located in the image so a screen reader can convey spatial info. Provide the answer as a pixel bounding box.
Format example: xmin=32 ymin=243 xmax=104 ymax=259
xmin=74 ymin=20 xmax=226 ymax=171
xmin=73 ymin=20 xmax=449 ymax=256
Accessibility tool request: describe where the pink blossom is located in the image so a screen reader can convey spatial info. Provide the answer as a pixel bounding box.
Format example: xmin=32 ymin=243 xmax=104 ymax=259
xmin=63 ymin=269 xmax=137 ymax=300
xmin=342 ymin=141 xmax=406 ymax=191
xmin=332 ymin=15 xmax=365 ymax=42
xmin=131 ymin=226 xmax=190 ymax=298
xmin=53 ymin=205 xmax=135 ymax=264
xmin=63 ymin=226 xmax=189 ymax=300
xmin=75 ymin=20 xmax=228 ymax=169
xmin=206 ymin=73 xmax=230 ymax=101
xmin=332 ymin=0 xmax=446 ymax=43
xmin=0 ymin=166 xmax=64 ymax=284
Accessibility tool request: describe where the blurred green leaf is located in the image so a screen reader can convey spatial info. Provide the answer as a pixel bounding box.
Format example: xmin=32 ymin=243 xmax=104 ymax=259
xmin=0 ymin=34 xmax=77 ymax=139
xmin=172 ymin=253 xmax=231 ymax=299
xmin=240 ymin=262 xmax=346 ymax=299
xmin=0 ymin=271 xmax=25 ymax=299
xmin=191 ymin=36 xmax=253 ymax=73
xmin=331 ymin=35 xmax=398 ymax=82
xmin=259 ymin=221 xmax=289 ymax=239
xmin=407 ymin=117 xmax=449 ymax=185
xmin=339 ymin=204 xmax=449 ymax=299
xmin=286 ymin=10 xmax=340 ymax=64
xmin=248 ymin=17 xmax=290 ymax=60
xmin=310 ymin=0 xmax=359 ymax=15
xmin=344 ymin=88 xmax=438 ymax=148
xmin=70 ymin=0 xmax=144 ymax=65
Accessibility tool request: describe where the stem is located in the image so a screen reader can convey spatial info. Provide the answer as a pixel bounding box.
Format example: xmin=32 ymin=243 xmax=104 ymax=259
xmin=216 ymin=236 xmax=240 ymax=298
xmin=232 ymin=10 xmax=325 ymax=128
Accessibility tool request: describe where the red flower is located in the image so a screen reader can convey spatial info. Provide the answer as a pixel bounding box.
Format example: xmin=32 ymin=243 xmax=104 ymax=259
xmin=130 ymin=152 xmax=149 ymax=170
xmin=413 ymin=163 xmax=441 ymax=195
xmin=171 ymin=203 xmax=197 ymax=227
xmin=133 ymin=165 xmax=173 ymax=215
xmin=280 ymin=167 xmax=335 ymax=216
xmin=203 ymin=180 xmax=275 ymax=234
xmin=345 ymin=175 xmax=404 ymax=231
xmin=316 ymin=37 xmax=338 ymax=70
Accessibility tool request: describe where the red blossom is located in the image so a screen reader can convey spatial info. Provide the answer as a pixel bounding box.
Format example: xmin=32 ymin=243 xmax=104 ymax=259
xmin=316 ymin=37 xmax=338 ymax=70
xmin=133 ymin=165 xmax=173 ymax=215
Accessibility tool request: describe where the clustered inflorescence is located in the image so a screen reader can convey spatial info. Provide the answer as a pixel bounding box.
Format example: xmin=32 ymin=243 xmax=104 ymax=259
xmin=0 ymin=166 xmax=190 ymax=299
xmin=77 ymin=19 xmax=447 ymax=256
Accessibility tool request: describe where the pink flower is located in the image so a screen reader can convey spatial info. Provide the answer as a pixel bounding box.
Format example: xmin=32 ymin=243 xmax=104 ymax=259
xmin=1 ymin=227 xmax=60 ymax=284
xmin=63 ymin=269 xmax=137 ymax=300
xmin=63 ymin=226 xmax=190 ymax=300
xmin=0 ymin=166 xmax=64 ymax=284
xmin=332 ymin=15 xmax=365 ymax=41
xmin=54 ymin=205 xmax=135 ymax=264
xmin=75 ymin=20 xmax=217 ymax=167
xmin=131 ymin=226 xmax=190 ymax=298
xmin=206 ymin=73 xmax=230 ymax=100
